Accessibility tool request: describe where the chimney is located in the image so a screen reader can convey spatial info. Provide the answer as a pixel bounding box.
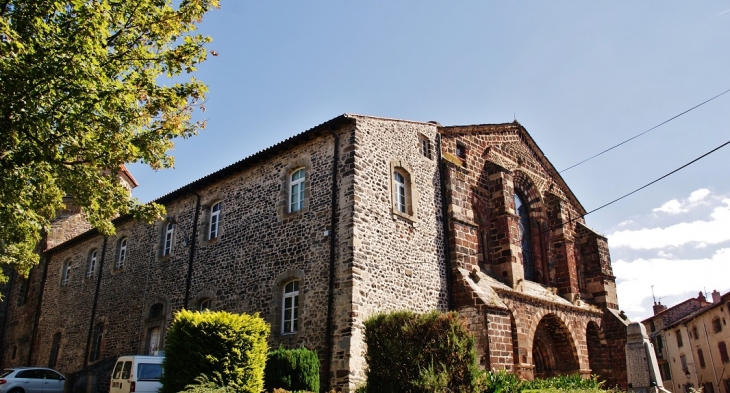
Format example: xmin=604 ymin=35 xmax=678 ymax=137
xmin=698 ymin=291 xmax=707 ymax=303
xmin=712 ymin=290 xmax=722 ymax=303
xmin=653 ymin=302 xmax=667 ymax=315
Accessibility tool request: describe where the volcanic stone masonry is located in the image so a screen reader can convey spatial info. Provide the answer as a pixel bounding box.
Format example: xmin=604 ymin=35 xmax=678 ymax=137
xmin=0 ymin=114 xmax=630 ymax=392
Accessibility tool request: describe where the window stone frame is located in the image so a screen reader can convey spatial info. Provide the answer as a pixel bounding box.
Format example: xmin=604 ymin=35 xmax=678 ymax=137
xmin=277 ymin=159 xmax=312 ymax=220
xmin=86 ymin=249 xmax=98 ymax=279
xmin=200 ymin=196 xmax=225 ymax=244
xmin=388 ymin=159 xmax=418 ymax=222
xmin=60 ymin=259 xmax=72 ymax=287
xmin=269 ymin=269 xmax=306 ymax=339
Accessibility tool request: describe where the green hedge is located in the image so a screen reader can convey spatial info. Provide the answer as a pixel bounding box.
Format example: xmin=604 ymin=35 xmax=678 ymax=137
xmin=264 ymin=346 xmax=320 ymax=392
xmin=363 ymin=310 xmax=480 ymax=393
xmin=161 ymin=310 xmax=270 ymax=393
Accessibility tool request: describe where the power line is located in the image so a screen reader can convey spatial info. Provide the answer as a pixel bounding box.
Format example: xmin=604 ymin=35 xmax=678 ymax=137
xmin=562 ymin=138 xmax=730 ymax=229
xmin=560 ymin=87 xmax=730 ymax=173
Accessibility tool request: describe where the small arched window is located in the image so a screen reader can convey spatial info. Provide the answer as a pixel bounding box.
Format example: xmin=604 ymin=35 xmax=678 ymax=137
xmin=117 ymin=238 xmax=128 ymax=268
xmin=393 ymin=171 xmax=407 ymax=214
xmin=289 ymin=169 xmax=306 ymax=213
xmin=514 ymin=192 xmax=535 ymax=281
xmin=163 ymin=222 xmax=174 ymax=256
xmin=209 ymin=202 xmax=222 ymax=239
xmin=149 ymin=303 xmax=164 ymax=319
xmin=61 ymin=260 xmax=72 ymax=286
xmin=200 ymin=299 xmax=212 ymax=311
xmin=87 ymin=250 xmax=98 ymax=278
xmin=282 ymin=280 xmax=299 ymax=334
xmin=713 ymin=317 xmax=723 ymax=333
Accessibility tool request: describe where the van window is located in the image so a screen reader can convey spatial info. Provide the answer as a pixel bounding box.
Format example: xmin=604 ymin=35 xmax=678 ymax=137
xmin=112 ymin=361 xmax=124 ymax=379
xmin=137 ymin=363 xmax=162 ymax=381
xmin=121 ymin=361 xmax=132 ymax=379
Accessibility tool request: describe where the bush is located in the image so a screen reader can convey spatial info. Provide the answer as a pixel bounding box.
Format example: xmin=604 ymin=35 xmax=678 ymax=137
xmin=264 ymin=346 xmax=320 ymax=392
xmin=363 ymin=310 xmax=480 ymax=393
xmin=161 ymin=310 xmax=270 ymax=393
xmin=482 ymin=370 xmax=609 ymax=393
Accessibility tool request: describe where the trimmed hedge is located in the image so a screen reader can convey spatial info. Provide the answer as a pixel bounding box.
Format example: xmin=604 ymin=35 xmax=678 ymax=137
xmin=161 ymin=310 xmax=270 ymax=393
xmin=264 ymin=346 xmax=320 ymax=393
xmin=364 ymin=310 xmax=480 ymax=393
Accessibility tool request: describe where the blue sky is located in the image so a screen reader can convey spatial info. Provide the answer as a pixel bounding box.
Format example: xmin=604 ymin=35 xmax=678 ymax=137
xmin=128 ymin=2 xmax=730 ymax=321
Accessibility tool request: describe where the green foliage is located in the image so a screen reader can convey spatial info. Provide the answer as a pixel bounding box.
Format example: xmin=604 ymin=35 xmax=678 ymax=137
xmin=264 ymin=346 xmax=320 ymax=393
xmin=0 ymin=0 xmax=219 ymax=281
xmin=482 ymin=370 xmax=609 ymax=393
xmin=181 ymin=374 xmax=235 ymax=393
xmin=363 ymin=310 xmax=481 ymax=393
xmin=161 ymin=310 xmax=270 ymax=393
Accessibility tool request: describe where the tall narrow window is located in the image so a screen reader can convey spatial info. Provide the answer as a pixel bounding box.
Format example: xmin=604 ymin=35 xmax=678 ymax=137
xmin=163 ymin=222 xmax=174 ymax=256
xmin=514 ymin=193 xmax=535 ymax=281
xmin=87 ymin=250 xmax=97 ymax=278
xmin=418 ymin=136 xmax=431 ymax=159
xmin=16 ymin=275 xmax=28 ymax=306
xmin=289 ymin=169 xmax=306 ymax=213
xmin=698 ymin=349 xmax=706 ymax=368
xmin=209 ymin=202 xmax=222 ymax=239
xmin=719 ymin=341 xmax=729 ymax=363
xmin=61 ymin=260 xmax=71 ymax=286
xmin=394 ymin=171 xmax=407 ymax=214
xmin=89 ymin=323 xmax=103 ymax=362
xmin=117 ymin=238 xmax=127 ymax=268
xmin=48 ymin=333 xmax=61 ymax=368
xmin=676 ymin=330 xmax=684 ymax=347
xmin=714 ymin=317 xmax=723 ymax=333
xmin=282 ymin=280 xmax=299 ymax=334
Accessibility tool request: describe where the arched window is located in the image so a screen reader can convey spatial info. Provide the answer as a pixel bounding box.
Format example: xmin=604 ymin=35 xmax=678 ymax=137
xmin=199 ymin=299 xmax=212 ymax=311
xmin=289 ymin=169 xmax=306 ymax=213
xmin=282 ymin=280 xmax=299 ymax=334
xmin=209 ymin=202 xmax=222 ymax=239
xmin=116 ymin=238 xmax=127 ymax=268
xmin=61 ymin=260 xmax=71 ymax=286
xmin=514 ymin=193 xmax=535 ymax=281
xmin=49 ymin=332 xmax=61 ymax=368
xmin=87 ymin=250 xmax=98 ymax=278
xmin=163 ymin=222 xmax=174 ymax=256
xmin=393 ymin=171 xmax=407 ymax=214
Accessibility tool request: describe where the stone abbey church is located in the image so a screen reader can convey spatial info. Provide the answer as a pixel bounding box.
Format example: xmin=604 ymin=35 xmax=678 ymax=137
xmin=0 ymin=114 xmax=630 ymax=391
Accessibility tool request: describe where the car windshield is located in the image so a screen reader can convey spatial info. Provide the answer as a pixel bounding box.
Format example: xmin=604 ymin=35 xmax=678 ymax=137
xmin=0 ymin=370 xmax=13 ymax=378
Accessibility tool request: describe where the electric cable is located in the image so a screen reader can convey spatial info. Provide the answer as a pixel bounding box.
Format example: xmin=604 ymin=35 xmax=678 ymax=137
xmin=560 ymin=87 xmax=730 ymax=173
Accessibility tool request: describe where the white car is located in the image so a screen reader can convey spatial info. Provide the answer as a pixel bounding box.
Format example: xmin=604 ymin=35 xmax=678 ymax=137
xmin=0 ymin=367 xmax=65 ymax=393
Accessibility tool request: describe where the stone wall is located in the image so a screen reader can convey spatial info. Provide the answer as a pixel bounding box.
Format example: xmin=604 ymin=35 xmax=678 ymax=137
xmin=347 ymin=116 xmax=447 ymax=387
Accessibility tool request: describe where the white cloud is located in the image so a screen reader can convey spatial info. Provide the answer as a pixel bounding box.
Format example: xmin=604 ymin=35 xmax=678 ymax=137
xmin=614 ymin=248 xmax=730 ymax=321
xmin=653 ymin=199 xmax=685 ymax=214
xmin=609 ymin=198 xmax=730 ymax=249
xmin=688 ymin=188 xmax=711 ymax=203
xmin=652 ymin=188 xmax=711 ymax=215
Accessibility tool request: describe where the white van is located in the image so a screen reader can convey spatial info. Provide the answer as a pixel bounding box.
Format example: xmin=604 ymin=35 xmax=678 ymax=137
xmin=110 ymin=356 xmax=164 ymax=393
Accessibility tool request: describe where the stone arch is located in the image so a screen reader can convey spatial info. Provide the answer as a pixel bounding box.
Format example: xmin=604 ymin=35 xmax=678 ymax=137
xmin=530 ymin=313 xmax=580 ymax=378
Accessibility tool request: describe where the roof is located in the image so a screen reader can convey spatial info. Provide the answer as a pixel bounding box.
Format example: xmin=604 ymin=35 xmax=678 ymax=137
xmin=439 ymin=121 xmax=586 ymax=215
xmin=664 ymin=291 xmax=730 ymax=330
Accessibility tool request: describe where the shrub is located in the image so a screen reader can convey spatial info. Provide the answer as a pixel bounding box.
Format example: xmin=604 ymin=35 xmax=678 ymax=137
xmin=264 ymin=346 xmax=320 ymax=392
xmin=482 ymin=370 xmax=609 ymax=393
xmin=363 ymin=310 xmax=480 ymax=393
xmin=161 ymin=310 xmax=270 ymax=393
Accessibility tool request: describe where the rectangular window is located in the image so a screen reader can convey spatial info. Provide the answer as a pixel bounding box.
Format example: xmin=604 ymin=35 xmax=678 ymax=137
xmin=282 ymin=280 xmax=299 ymax=334
xmin=164 ymin=222 xmax=174 ymax=256
xmin=117 ymin=238 xmax=127 ymax=268
xmin=676 ymin=330 xmax=684 ymax=347
xmin=209 ymin=202 xmax=222 ymax=239
xmin=289 ymin=169 xmax=306 ymax=213
xmin=680 ymin=354 xmax=688 ymax=374
xmin=661 ymin=362 xmax=672 ymax=380
xmin=418 ymin=135 xmax=431 ymax=159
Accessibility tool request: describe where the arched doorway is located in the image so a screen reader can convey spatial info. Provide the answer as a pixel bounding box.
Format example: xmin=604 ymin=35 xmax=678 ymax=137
xmin=532 ymin=314 xmax=580 ymax=378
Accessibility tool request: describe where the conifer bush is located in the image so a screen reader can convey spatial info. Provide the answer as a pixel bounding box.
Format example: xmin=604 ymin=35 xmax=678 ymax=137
xmin=161 ymin=310 xmax=270 ymax=393
xmin=264 ymin=346 xmax=320 ymax=393
xmin=363 ymin=310 xmax=480 ymax=393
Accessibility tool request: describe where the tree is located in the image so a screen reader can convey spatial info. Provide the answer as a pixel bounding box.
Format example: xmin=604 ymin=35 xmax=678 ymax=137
xmin=0 ymin=0 xmax=218 ymax=281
